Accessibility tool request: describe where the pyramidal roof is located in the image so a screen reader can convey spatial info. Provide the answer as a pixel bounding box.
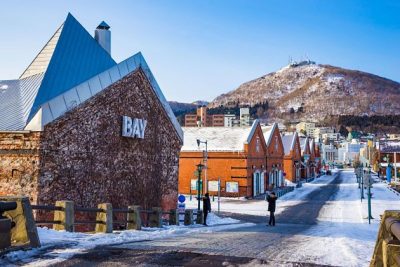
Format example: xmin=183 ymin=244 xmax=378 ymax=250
xmin=28 ymin=13 xmax=116 ymax=121
xmin=0 ymin=13 xmax=183 ymax=140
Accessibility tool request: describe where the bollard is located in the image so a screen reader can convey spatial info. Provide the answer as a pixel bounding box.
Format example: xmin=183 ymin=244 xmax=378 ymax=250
xmin=127 ymin=205 xmax=141 ymax=230
xmin=54 ymin=201 xmax=74 ymax=232
xmin=0 ymin=196 xmax=40 ymax=248
xmin=169 ymin=209 xmax=179 ymax=226
xmin=149 ymin=207 xmax=162 ymax=228
xmin=184 ymin=210 xmax=193 ymax=226
xmin=95 ymin=203 xmax=113 ymax=233
xmin=196 ymin=210 xmax=204 ymax=224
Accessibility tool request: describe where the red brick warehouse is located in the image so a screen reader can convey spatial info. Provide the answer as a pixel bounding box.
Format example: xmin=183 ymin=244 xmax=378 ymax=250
xmin=179 ymin=120 xmax=268 ymax=198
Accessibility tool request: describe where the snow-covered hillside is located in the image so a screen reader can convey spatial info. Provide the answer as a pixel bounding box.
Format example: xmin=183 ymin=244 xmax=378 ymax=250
xmin=209 ymin=62 xmax=400 ymax=122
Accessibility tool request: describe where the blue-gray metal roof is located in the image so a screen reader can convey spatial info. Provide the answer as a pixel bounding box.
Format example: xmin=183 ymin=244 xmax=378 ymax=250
xmin=28 ymin=13 xmax=116 ymax=121
xmin=0 ymin=73 xmax=44 ymax=130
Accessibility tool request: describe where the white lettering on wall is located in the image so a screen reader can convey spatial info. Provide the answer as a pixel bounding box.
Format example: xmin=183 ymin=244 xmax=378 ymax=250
xmin=122 ymin=116 xmax=147 ymax=139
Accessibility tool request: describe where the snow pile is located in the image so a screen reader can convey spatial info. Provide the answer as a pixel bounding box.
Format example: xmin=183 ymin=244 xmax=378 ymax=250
xmin=2 ymin=214 xmax=251 ymax=266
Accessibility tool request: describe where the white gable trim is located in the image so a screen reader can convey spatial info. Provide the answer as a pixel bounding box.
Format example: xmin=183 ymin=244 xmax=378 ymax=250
xmin=25 ymin=52 xmax=183 ymax=141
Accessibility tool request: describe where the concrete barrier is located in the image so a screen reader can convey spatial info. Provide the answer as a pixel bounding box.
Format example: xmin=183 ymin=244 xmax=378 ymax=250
xmin=0 ymin=196 xmax=40 ymax=248
xmin=169 ymin=209 xmax=179 ymax=226
xmin=95 ymin=203 xmax=113 ymax=233
xmin=54 ymin=201 xmax=74 ymax=232
xmin=149 ymin=207 xmax=162 ymax=228
xmin=184 ymin=210 xmax=193 ymax=226
xmin=127 ymin=205 xmax=141 ymax=230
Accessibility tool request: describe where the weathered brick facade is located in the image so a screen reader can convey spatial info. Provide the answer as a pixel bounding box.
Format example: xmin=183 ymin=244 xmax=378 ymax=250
xmin=0 ymin=69 xmax=182 ymax=214
xmin=0 ymin=132 xmax=41 ymax=203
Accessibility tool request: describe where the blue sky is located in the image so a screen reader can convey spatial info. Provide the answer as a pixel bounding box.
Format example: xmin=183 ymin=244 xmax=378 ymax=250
xmin=0 ymin=1 xmax=399 ymax=102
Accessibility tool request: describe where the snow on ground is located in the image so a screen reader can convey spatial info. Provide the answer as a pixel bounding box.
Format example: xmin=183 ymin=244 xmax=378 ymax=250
xmin=284 ymin=169 xmax=400 ymax=267
xmin=185 ymin=170 xmax=339 ymax=216
xmin=1 ymin=213 xmax=252 ymax=266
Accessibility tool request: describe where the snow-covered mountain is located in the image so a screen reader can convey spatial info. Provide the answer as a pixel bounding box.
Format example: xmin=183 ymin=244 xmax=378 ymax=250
xmin=209 ymin=62 xmax=400 ymax=122
xmin=168 ymin=100 xmax=209 ymax=114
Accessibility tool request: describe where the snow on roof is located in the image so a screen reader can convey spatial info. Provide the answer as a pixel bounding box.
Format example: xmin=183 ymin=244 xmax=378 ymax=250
xmin=282 ymin=133 xmax=296 ymax=155
xmin=299 ymin=137 xmax=309 ymax=152
xmin=261 ymin=123 xmax=277 ymax=146
xmin=182 ymin=120 xmax=259 ymax=152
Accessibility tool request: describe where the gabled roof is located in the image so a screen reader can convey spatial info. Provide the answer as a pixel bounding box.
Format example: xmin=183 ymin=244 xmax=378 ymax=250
xmin=1 ymin=13 xmax=116 ymax=130
xmin=309 ymin=138 xmax=315 ymax=154
xmin=282 ymin=132 xmax=298 ymax=155
xmin=299 ymin=136 xmax=309 ymax=153
xmin=0 ymin=13 xmax=183 ymax=140
xmin=262 ymin=123 xmax=278 ymax=146
xmin=182 ymin=120 xmax=260 ymax=152
xmin=29 ymin=13 xmax=116 ymax=121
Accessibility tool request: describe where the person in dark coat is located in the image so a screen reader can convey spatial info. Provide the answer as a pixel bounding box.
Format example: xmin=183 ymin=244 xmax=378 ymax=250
xmin=203 ymin=193 xmax=211 ymax=226
xmin=267 ymin=192 xmax=278 ymax=226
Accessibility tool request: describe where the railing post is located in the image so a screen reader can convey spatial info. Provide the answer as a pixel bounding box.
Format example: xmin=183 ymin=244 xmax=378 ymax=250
xmin=169 ymin=209 xmax=179 ymax=226
xmin=127 ymin=205 xmax=141 ymax=230
xmin=184 ymin=210 xmax=193 ymax=226
xmin=95 ymin=203 xmax=113 ymax=233
xmin=196 ymin=210 xmax=204 ymax=224
xmin=54 ymin=201 xmax=74 ymax=232
xmin=149 ymin=207 xmax=162 ymax=228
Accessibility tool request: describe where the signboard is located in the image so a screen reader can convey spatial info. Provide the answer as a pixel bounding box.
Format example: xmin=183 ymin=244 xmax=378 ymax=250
xmin=226 ymin=181 xmax=239 ymax=193
xmin=122 ymin=115 xmax=147 ymax=139
xmin=191 ymin=179 xmax=202 ymax=191
xmin=178 ymin=203 xmax=185 ymax=212
xmin=208 ymin=181 xmax=219 ymax=192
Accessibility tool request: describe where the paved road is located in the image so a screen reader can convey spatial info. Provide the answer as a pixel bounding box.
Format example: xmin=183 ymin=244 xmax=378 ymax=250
xmin=53 ymin=172 xmax=344 ymax=267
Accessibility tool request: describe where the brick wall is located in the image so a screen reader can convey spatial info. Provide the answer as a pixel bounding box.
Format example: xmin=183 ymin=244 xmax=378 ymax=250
xmin=0 ymin=132 xmax=41 ymax=203
xmin=37 ymin=69 xmax=182 ymax=212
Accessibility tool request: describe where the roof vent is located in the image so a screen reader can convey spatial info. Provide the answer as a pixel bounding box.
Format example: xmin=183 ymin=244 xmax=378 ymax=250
xmin=95 ymin=21 xmax=111 ymax=54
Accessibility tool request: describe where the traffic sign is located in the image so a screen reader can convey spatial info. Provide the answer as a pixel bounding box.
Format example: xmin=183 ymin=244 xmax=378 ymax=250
xmin=178 ymin=195 xmax=186 ymax=203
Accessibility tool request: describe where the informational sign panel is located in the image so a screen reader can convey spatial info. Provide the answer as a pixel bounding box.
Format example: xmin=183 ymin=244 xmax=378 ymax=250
xmin=191 ymin=179 xmax=197 ymax=190
xmin=191 ymin=179 xmax=202 ymax=191
xmin=226 ymin=181 xmax=239 ymax=193
xmin=208 ymin=181 xmax=219 ymax=192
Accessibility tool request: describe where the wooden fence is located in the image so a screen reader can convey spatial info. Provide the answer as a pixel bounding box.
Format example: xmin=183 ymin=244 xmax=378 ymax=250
xmin=31 ymin=201 xmax=204 ymax=233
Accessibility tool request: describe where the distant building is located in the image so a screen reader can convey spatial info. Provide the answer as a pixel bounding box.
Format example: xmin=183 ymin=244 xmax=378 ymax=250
xmin=224 ymin=114 xmax=237 ymax=127
xmin=184 ymin=106 xmax=224 ymax=127
xmin=240 ymin=108 xmax=251 ymax=126
xmin=296 ymin=122 xmax=316 ymax=137
xmin=313 ymin=127 xmax=335 ymax=141
xmin=321 ymin=144 xmax=338 ymax=163
xmin=184 ymin=114 xmax=198 ymax=127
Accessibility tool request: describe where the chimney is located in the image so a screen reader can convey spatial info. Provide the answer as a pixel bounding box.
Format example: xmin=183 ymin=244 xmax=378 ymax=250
xmin=95 ymin=21 xmax=111 ymax=54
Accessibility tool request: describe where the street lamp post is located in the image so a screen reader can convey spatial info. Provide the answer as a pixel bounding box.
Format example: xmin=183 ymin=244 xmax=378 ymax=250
xmin=366 ymin=164 xmax=374 ymax=224
xmin=361 ymin=164 xmax=365 ymax=200
xmin=197 ymin=139 xmax=208 ymax=194
xmin=196 ymin=163 xmax=204 ymax=212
